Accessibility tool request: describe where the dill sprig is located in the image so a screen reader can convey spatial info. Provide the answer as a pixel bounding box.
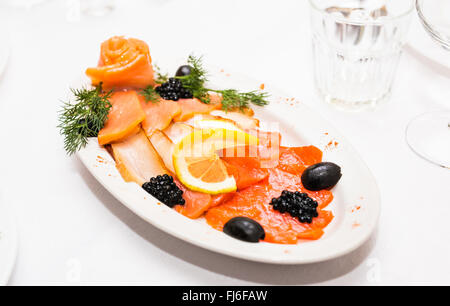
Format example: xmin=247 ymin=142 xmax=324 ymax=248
xmin=175 ymin=55 xmax=269 ymax=110
xmin=175 ymin=55 xmax=210 ymax=104
xmin=215 ymin=89 xmax=270 ymax=111
xmin=58 ymin=83 xmax=112 ymax=155
xmin=140 ymin=86 xmax=159 ymax=103
xmin=154 ymin=63 xmax=168 ymax=84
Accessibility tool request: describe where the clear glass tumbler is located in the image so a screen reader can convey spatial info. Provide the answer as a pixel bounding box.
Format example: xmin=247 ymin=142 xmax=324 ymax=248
xmin=309 ymin=0 xmax=414 ymax=111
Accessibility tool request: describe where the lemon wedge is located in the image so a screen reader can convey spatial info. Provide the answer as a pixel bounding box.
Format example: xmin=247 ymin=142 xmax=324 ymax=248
xmin=173 ymin=128 xmax=258 ymax=194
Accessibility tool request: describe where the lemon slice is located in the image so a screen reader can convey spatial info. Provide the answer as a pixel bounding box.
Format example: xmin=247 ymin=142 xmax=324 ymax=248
xmin=208 ymin=128 xmax=259 ymax=151
xmin=194 ymin=119 xmax=242 ymax=132
xmin=173 ymin=128 xmax=258 ymax=194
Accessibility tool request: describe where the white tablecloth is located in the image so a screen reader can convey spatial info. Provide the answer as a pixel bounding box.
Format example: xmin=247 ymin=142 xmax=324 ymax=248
xmin=0 ymin=0 xmax=449 ymax=285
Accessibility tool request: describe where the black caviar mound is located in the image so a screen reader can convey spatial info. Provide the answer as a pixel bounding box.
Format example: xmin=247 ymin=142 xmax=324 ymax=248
xmin=155 ymin=77 xmax=193 ymax=101
xmin=142 ymin=174 xmax=185 ymax=208
xmin=270 ymin=190 xmax=319 ymax=223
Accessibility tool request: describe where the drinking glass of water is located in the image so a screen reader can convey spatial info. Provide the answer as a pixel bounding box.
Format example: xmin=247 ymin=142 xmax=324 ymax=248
xmin=309 ymin=0 xmax=414 ymax=111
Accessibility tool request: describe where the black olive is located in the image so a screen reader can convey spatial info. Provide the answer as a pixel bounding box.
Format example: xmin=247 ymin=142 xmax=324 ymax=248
xmin=175 ymin=65 xmax=192 ymax=77
xmin=301 ymin=162 xmax=342 ymax=191
xmin=223 ymin=217 xmax=265 ymax=243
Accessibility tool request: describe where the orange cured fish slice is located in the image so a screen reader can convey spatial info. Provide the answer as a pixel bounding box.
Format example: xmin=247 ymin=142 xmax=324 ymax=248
xmin=278 ymin=147 xmax=307 ymax=175
xmin=98 ymin=91 xmax=145 ymax=145
xmin=205 ymin=181 xmax=304 ymax=244
xmin=267 ymin=168 xmax=333 ymax=209
xmin=205 ymin=167 xmax=334 ymax=244
xmin=310 ymin=210 xmax=334 ymax=229
xmin=262 ymin=145 xmax=331 ymax=205
xmin=277 ymin=146 xmax=323 ymax=175
xmin=111 ymin=130 xmax=168 ymax=186
xmin=291 ymin=146 xmax=323 ymax=167
xmin=222 ymin=156 xmax=268 ymax=190
xmin=86 ymin=36 xmax=155 ymax=90
xmin=275 ymin=146 xmax=333 ymax=208
xmin=173 ymin=96 xmax=222 ymax=122
xmin=305 ymin=187 xmax=334 ymax=209
xmin=173 ymin=178 xmax=212 ymax=219
xmin=247 ymin=130 xmax=281 ymax=148
xmin=139 ymin=96 xmax=181 ymax=136
xmin=210 ymin=192 xmax=236 ymax=207
xmin=206 ymin=189 xmax=331 ymax=243
xmin=218 ymin=145 xmax=280 ymax=170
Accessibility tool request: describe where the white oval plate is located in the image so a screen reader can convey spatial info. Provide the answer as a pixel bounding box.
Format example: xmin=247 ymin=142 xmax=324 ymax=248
xmin=77 ymin=70 xmax=380 ymax=264
xmin=0 ymin=200 xmax=18 ymax=285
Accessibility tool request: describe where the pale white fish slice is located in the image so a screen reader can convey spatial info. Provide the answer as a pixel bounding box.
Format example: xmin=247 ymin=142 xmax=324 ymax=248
xmin=210 ymin=110 xmax=259 ymax=130
xmin=163 ymin=122 xmax=194 ymax=144
xmin=187 ymin=118 xmax=243 ymax=132
xmin=149 ymin=130 xmax=176 ymax=173
xmin=111 ymin=130 xmax=168 ymax=186
xmin=182 ymin=114 xmax=219 ymax=127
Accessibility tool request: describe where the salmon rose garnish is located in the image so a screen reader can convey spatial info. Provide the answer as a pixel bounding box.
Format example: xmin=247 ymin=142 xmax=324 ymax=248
xmin=86 ymin=36 xmax=155 ymax=90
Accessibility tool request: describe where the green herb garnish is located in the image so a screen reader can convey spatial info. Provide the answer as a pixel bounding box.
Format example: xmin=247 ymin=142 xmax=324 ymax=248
xmin=175 ymin=55 xmax=211 ymax=104
xmin=216 ymin=89 xmax=270 ymax=111
xmin=154 ymin=63 xmax=168 ymax=84
xmin=140 ymin=85 xmax=159 ymax=103
xmin=176 ymin=55 xmax=269 ymax=110
xmin=58 ymin=83 xmax=112 ymax=155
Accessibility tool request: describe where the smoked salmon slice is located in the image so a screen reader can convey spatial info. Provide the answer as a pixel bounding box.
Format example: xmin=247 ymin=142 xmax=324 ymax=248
xmin=111 ymin=130 xmax=168 ymax=186
xmin=278 ymin=146 xmax=323 ymax=175
xmin=139 ymin=96 xmax=181 ymax=136
xmin=205 ymin=167 xmax=333 ymax=244
xmin=173 ymin=178 xmax=212 ymax=219
xmin=248 ymin=130 xmax=281 ymax=148
xmin=222 ymin=156 xmax=268 ymax=190
xmin=210 ymin=192 xmax=236 ymax=207
xmin=173 ymin=97 xmax=222 ymax=122
xmin=86 ymin=36 xmax=155 ymax=90
xmin=98 ymin=91 xmax=145 ymax=145
xmin=267 ymin=168 xmax=333 ymax=209
xmin=291 ymin=146 xmax=323 ymax=167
